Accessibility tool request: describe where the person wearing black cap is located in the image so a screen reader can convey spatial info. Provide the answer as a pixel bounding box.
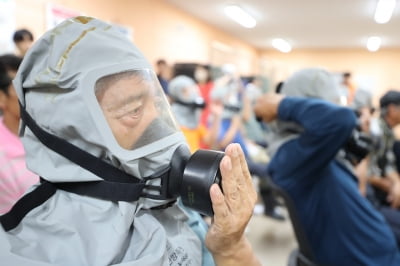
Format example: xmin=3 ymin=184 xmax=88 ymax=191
xmin=347 ymin=89 xmax=400 ymax=246
xmin=380 ymin=90 xmax=400 ymax=108
xmin=364 ymin=90 xmax=400 ymax=246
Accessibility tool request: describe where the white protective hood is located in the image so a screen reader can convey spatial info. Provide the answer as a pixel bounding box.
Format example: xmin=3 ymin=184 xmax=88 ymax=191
xmin=169 ymin=75 xmax=202 ymax=129
xmin=267 ymin=68 xmax=341 ymax=156
xmin=0 ymin=17 xmax=203 ymax=266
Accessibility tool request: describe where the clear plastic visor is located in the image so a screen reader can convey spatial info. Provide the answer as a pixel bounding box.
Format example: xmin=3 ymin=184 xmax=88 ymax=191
xmin=95 ymin=69 xmax=179 ymax=150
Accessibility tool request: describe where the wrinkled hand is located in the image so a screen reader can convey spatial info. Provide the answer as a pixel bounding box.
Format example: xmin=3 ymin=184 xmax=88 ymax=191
xmin=205 ymin=143 xmax=258 ymax=260
xmin=253 ymin=93 xmax=285 ymax=122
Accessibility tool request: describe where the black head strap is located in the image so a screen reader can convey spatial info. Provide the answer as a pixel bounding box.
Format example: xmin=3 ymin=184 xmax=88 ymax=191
xmin=19 ymin=101 xmax=146 ymax=184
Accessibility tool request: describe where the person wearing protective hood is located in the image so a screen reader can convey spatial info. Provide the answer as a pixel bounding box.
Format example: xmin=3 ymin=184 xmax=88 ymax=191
xmin=0 ymin=17 xmax=260 ymax=266
xmin=210 ymin=65 xmax=267 ymax=177
xmin=254 ymin=68 xmax=400 ymax=265
xmin=168 ymin=75 xmax=222 ymax=153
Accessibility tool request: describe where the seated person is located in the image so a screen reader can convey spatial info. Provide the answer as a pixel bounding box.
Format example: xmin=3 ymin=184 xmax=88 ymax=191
xmin=367 ymin=90 xmax=400 ymax=209
xmin=0 ymin=54 xmax=38 ymax=214
xmin=347 ymin=88 xmax=376 ymax=195
xmin=210 ymin=67 xmax=265 ymax=177
xmin=168 ymin=75 xmax=222 ymax=153
xmin=0 ymin=17 xmax=260 ymax=266
xmin=194 ymin=64 xmax=214 ymax=135
xmin=155 ymin=59 xmax=170 ymax=95
xmin=352 ymin=89 xmax=400 ymax=245
xmin=254 ymin=68 xmax=400 ymax=265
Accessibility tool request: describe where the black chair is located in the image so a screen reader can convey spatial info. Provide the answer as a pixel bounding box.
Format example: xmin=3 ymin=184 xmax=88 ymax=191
xmin=268 ymin=177 xmax=319 ymax=266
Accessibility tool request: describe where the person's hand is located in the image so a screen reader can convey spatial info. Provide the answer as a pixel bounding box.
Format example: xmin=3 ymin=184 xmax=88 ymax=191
xmin=209 ymin=100 xmax=224 ymax=118
xmin=388 ymin=177 xmax=400 ymax=208
xmin=205 ymin=143 xmax=260 ymax=266
xmin=369 ymin=176 xmax=392 ymax=192
xmin=253 ymin=93 xmax=285 ymax=122
xmin=358 ymin=107 xmax=372 ymax=133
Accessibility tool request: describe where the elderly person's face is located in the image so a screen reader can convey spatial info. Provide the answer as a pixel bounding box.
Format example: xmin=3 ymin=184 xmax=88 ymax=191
xmin=96 ymin=75 xmax=158 ymax=149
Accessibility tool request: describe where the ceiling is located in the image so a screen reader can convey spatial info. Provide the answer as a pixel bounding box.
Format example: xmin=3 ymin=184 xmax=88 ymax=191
xmin=165 ymin=0 xmax=400 ymax=50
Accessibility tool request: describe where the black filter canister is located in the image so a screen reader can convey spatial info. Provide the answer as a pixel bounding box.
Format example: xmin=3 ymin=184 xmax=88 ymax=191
xmin=180 ymin=149 xmax=224 ymax=216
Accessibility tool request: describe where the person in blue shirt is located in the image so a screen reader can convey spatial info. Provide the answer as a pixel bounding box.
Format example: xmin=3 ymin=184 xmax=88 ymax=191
xmin=254 ymin=68 xmax=400 ymax=265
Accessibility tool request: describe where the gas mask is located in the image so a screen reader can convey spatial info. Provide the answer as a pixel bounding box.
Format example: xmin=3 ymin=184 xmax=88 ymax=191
xmin=343 ymin=126 xmax=373 ymax=166
xmin=343 ymin=110 xmax=376 ymax=166
xmin=172 ymin=97 xmax=206 ymax=110
xmin=93 ymin=70 xmax=224 ymax=216
xmin=211 ymin=82 xmax=243 ymax=119
xmin=19 ymin=68 xmax=223 ymax=216
xmin=169 ymin=75 xmax=205 ymax=129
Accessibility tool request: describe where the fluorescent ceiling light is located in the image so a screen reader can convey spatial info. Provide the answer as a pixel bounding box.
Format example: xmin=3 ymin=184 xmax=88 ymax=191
xmin=272 ymin=38 xmax=292 ymax=53
xmin=374 ymin=0 xmax=396 ymax=24
xmin=367 ymin=36 xmax=381 ymax=52
xmin=224 ymin=5 xmax=256 ymax=28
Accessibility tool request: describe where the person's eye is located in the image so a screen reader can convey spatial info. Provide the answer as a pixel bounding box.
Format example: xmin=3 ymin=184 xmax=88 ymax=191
xmin=128 ymin=105 xmax=142 ymax=117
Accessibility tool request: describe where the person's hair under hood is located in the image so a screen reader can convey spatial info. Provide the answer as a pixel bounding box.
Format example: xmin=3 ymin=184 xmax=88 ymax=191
xmin=351 ymin=89 xmax=373 ymax=111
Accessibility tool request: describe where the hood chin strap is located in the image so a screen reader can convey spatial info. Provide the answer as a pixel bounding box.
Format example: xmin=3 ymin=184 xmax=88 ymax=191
xmin=19 ymin=102 xmax=144 ymax=184
xmin=0 ymin=102 xmax=176 ymax=231
xmin=172 ymin=98 xmax=206 ymax=109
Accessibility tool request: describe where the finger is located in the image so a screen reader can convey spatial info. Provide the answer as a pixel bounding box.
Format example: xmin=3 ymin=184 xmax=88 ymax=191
xmin=228 ymin=143 xmax=247 ymax=189
xmin=224 ymin=144 xmax=258 ymax=214
xmin=209 ymin=183 xmax=229 ymax=224
xmin=235 ymin=143 xmax=253 ymax=186
xmin=233 ymin=144 xmax=257 ymax=203
xmin=219 ymin=152 xmax=240 ymax=206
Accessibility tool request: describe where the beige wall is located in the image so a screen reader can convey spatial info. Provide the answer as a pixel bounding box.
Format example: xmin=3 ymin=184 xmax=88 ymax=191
xmin=14 ymin=0 xmax=259 ymax=75
xmin=13 ymin=0 xmax=400 ymax=96
xmin=260 ymin=48 xmax=400 ymax=102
